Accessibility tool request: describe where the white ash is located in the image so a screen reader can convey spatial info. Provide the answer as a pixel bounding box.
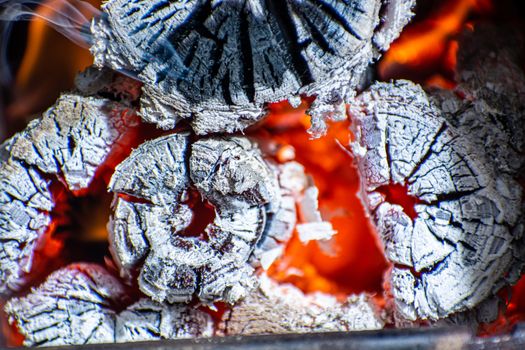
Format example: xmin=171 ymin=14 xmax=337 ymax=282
xmin=297 ymin=222 xmax=337 ymax=244
xmin=251 ymin=161 xmax=307 ymax=270
xmin=91 ymin=0 xmax=415 ymax=136
xmin=425 ymin=24 xmax=525 ymax=326
xmin=218 ymin=274 xmax=383 ymax=335
xmin=0 ymin=93 xmax=139 ymax=296
xmin=5 ymin=264 xmax=126 ymax=347
xmin=297 ymin=184 xmax=337 ymax=244
xmin=116 ymin=298 xmax=213 ymax=342
xmin=109 ymin=134 xmax=298 ymax=304
xmin=5 ymin=264 xmax=213 ymax=346
xmin=0 ymin=141 xmax=53 ymax=297
xmin=349 ymin=80 xmax=524 ymax=321
xmin=8 ymin=94 xmax=140 ymax=191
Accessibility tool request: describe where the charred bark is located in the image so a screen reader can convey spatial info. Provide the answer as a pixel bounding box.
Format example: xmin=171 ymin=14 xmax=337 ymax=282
xmin=91 ymin=0 xmax=415 ymax=136
xmin=5 ymin=264 xmax=213 ymax=346
xmin=431 ymin=24 xmax=525 ymax=178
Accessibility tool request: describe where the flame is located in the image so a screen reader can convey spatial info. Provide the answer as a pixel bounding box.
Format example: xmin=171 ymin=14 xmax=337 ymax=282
xmin=5 ymin=0 xmax=100 ymax=125
xmin=263 ymin=101 xmax=388 ymax=297
xmin=378 ymin=0 xmax=493 ymax=88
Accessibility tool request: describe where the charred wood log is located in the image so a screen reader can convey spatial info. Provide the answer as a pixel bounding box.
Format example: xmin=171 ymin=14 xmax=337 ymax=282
xmin=109 ymin=134 xmax=303 ymax=304
xmin=91 ymin=0 xmax=415 ymax=136
xmin=349 ymin=80 xmax=524 ymax=321
xmin=0 ymin=91 xmax=141 ymax=296
xmin=7 ymin=94 xmax=139 ymax=191
xmin=218 ymin=275 xmax=383 ymax=335
xmin=5 ymin=264 xmax=213 ymax=346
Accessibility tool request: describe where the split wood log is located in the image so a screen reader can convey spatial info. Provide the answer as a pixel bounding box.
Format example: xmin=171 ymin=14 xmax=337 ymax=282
xmin=109 ymin=134 xmax=304 ymax=304
xmin=4 ymin=263 xmax=213 ymax=346
xmin=0 ymin=92 xmax=140 ymax=297
xmin=218 ymin=274 xmax=383 ymax=335
xmin=349 ymin=80 xmax=524 ymax=321
xmin=91 ymin=0 xmax=415 ymax=137
xmin=0 ymin=142 xmax=53 ymax=296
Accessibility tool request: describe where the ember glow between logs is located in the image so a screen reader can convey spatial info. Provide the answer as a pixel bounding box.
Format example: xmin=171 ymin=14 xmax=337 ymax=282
xmin=262 ymin=106 xmax=387 ymax=296
xmin=378 ymin=0 xmax=493 ymax=88
xmin=1 ymin=0 xmax=525 ymax=347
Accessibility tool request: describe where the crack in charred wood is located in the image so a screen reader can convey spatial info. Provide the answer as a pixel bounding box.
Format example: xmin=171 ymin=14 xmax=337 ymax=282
xmin=91 ymin=0 xmax=415 ymax=136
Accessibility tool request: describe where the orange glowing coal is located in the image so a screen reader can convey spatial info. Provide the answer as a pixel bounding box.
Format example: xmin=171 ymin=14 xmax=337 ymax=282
xmin=262 ymin=101 xmax=388 ymax=298
xmin=378 ymin=0 xmax=493 ymax=89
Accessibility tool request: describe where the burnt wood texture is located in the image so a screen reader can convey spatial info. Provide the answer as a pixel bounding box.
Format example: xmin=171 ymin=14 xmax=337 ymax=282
xmin=91 ymin=0 xmax=415 ymax=136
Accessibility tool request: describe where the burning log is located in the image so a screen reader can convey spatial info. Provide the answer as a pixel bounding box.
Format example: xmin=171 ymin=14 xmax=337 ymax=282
xmin=0 ymin=91 xmax=141 ymax=296
xmin=90 ymin=0 xmax=415 ymax=136
xmin=218 ymin=275 xmax=383 ymax=335
xmin=109 ymin=134 xmax=304 ymax=304
xmin=5 ymin=263 xmax=213 ymax=346
xmin=7 ymin=94 xmax=139 ymax=191
xmin=349 ymin=79 xmax=524 ymax=322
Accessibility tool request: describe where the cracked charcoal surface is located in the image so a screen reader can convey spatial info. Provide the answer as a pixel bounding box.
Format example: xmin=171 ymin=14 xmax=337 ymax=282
xmin=8 ymin=94 xmax=140 ymax=191
xmin=0 ymin=144 xmax=53 ymax=296
xmin=116 ymin=298 xmax=213 ymax=342
xmin=0 ymin=94 xmax=140 ymax=296
xmin=5 ymin=264 xmax=213 ymax=346
xmin=218 ymin=275 xmax=383 ymax=335
xmin=349 ymin=80 xmax=524 ymax=321
xmin=109 ymin=134 xmax=290 ymax=304
xmin=431 ymin=24 xmax=525 ymax=177
xmin=91 ymin=0 xmax=415 ymax=136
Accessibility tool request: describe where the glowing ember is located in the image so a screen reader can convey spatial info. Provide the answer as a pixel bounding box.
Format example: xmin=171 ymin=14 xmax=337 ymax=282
xmin=375 ymin=184 xmax=421 ymax=220
xmin=478 ymin=275 xmax=525 ymax=336
xmin=2 ymin=0 xmax=525 ymax=346
xmin=262 ymin=103 xmax=388 ymax=296
xmin=378 ymin=0 xmax=492 ymax=87
xmin=180 ymin=190 xmax=216 ymax=240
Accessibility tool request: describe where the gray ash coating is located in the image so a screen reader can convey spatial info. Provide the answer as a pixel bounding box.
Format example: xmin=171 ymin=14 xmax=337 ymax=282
xmin=91 ymin=0 xmax=415 ymax=136
xmin=0 ymin=93 xmax=140 ymax=297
